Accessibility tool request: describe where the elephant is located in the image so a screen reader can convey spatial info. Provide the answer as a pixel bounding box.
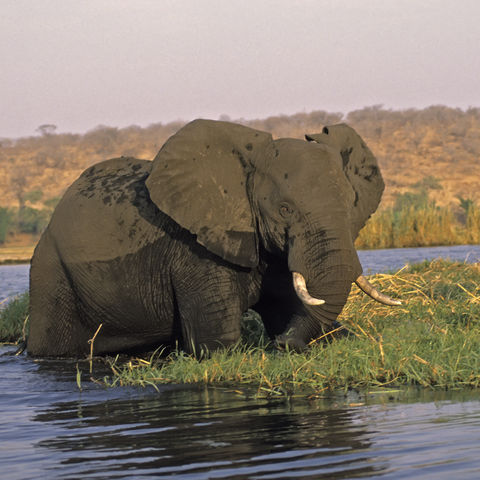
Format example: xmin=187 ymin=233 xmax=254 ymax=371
xmin=27 ymin=119 xmax=400 ymax=357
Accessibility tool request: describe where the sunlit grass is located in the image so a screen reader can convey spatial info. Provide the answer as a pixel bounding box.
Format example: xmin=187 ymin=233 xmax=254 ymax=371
xmin=356 ymin=204 xmax=480 ymax=249
xmin=466 ymin=206 xmax=480 ymax=244
xmin=105 ymin=260 xmax=480 ymax=395
xmin=0 ymin=245 xmax=35 ymax=264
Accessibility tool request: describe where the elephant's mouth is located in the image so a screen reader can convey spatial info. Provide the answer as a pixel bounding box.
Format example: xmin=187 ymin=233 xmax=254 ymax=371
xmin=292 ymin=271 xmax=402 ymax=306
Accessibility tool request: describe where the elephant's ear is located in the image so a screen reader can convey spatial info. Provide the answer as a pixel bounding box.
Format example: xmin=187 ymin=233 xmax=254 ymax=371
xmin=305 ymin=124 xmax=385 ymax=239
xmin=146 ymin=119 xmax=275 ymax=267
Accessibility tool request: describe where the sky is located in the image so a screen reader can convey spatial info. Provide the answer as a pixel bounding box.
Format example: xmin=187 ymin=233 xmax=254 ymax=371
xmin=1 ymin=0 xmax=480 ymax=139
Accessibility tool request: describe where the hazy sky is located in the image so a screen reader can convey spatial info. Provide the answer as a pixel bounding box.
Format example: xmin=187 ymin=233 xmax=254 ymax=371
xmin=2 ymin=0 xmax=480 ymax=138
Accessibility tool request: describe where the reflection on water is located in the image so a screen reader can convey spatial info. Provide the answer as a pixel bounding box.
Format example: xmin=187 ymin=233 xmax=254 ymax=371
xmin=2 ymin=346 xmax=480 ymax=479
xmin=33 ymin=388 xmax=378 ymax=479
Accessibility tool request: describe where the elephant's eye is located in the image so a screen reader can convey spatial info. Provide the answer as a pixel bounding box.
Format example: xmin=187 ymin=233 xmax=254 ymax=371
xmin=279 ymin=203 xmax=294 ymax=218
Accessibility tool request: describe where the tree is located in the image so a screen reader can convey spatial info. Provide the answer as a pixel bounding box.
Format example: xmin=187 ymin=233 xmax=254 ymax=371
xmin=0 ymin=208 xmax=12 ymax=244
xmin=10 ymin=167 xmax=29 ymax=210
xmin=36 ymin=124 xmax=57 ymax=136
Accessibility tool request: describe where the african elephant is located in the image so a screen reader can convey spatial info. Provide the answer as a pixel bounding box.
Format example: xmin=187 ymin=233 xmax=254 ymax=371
xmin=27 ymin=119 xmax=399 ymax=357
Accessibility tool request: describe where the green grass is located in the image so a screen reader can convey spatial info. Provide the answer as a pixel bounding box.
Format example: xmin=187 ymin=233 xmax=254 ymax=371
xmin=3 ymin=260 xmax=480 ymax=395
xmin=105 ymin=260 xmax=480 ymax=395
xmin=356 ymin=202 xmax=480 ymax=249
xmin=0 ymin=292 xmax=29 ymax=344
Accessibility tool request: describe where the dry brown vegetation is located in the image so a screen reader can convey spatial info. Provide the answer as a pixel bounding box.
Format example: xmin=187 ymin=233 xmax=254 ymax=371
xmin=1 ymin=105 xmax=479 ymax=246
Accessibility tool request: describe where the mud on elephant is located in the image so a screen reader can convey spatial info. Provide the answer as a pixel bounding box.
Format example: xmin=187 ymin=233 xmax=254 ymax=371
xmin=27 ymin=119 xmax=400 ymax=357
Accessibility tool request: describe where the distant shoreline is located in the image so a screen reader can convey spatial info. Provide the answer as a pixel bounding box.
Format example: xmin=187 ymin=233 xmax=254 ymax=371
xmin=1 ymin=241 xmax=480 ymax=268
xmin=0 ymin=245 xmax=35 ymax=266
xmin=0 ymin=259 xmax=31 ymax=266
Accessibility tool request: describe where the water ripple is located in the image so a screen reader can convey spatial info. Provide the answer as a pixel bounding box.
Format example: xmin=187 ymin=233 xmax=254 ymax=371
xmin=2 ymin=247 xmax=480 ymax=478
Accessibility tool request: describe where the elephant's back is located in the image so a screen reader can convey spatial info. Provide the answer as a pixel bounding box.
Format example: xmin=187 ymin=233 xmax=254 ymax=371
xmin=46 ymin=156 xmax=163 ymax=263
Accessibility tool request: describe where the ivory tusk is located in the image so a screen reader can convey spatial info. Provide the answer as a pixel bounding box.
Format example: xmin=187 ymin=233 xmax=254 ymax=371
xmin=355 ymin=275 xmax=402 ymax=306
xmin=292 ymin=272 xmax=325 ymax=306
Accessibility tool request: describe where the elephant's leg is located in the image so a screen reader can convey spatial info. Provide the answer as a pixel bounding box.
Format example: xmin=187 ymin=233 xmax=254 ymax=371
xmin=173 ymin=265 xmax=245 ymax=355
xmin=28 ymin=234 xmax=90 ymax=356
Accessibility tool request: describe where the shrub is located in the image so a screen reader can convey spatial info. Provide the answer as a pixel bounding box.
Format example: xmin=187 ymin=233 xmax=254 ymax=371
xmin=0 ymin=207 xmax=12 ymax=244
xmin=24 ymin=189 xmax=44 ymax=204
xmin=457 ymin=196 xmax=475 ymax=214
xmin=17 ymin=207 xmax=50 ymax=234
xmin=393 ymin=190 xmax=429 ymax=212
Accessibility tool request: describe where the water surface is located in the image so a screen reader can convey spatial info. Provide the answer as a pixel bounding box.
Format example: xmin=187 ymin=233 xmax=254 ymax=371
xmin=2 ymin=244 xmax=480 ymax=478
xmin=359 ymin=244 xmax=480 ymax=275
xmin=2 ymin=346 xmax=480 ymax=479
xmin=0 ymin=264 xmax=30 ymax=303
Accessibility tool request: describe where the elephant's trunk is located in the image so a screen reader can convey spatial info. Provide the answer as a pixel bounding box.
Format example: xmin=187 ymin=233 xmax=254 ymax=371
xmin=283 ymin=224 xmax=362 ymax=346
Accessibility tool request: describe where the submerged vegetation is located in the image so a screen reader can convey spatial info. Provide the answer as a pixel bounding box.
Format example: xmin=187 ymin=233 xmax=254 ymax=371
xmin=2 ymin=261 xmax=480 ymax=395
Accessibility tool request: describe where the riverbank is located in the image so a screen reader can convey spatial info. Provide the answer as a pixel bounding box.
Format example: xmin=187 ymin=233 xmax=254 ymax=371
xmin=0 ymin=233 xmax=36 ymax=264
xmin=355 ymin=202 xmax=480 ymax=249
xmin=3 ymin=260 xmax=480 ymax=394
xmin=0 ymin=245 xmax=34 ymax=265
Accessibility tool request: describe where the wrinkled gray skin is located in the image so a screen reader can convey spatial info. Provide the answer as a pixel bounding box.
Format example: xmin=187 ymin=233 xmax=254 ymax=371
xmin=27 ymin=120 xmax=384 ymax=357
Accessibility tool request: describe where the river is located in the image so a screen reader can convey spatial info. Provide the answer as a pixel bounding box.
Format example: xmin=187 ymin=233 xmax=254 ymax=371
xmin=1 ymin=244 xmax=480 ymax=479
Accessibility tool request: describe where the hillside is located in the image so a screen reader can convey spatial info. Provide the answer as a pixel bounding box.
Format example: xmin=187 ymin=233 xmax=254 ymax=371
xmin=1 ymin=105 xmax=479 ymax=221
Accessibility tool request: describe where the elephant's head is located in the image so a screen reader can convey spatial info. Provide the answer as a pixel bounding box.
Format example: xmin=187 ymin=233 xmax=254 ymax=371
xmin=146 ymin=119 xmax=398 ymax=350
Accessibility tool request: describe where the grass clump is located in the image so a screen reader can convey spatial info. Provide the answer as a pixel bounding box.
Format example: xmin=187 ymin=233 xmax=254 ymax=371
xmin=356 ymin=191 xmax=480 ymax=249
xmin=356 ymin=203 xmax=462 ymax=249
xmin=0 ymin=292 xmax=29 ymax=344
xmin=106 ymin=260 xmax=480 ymax=395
